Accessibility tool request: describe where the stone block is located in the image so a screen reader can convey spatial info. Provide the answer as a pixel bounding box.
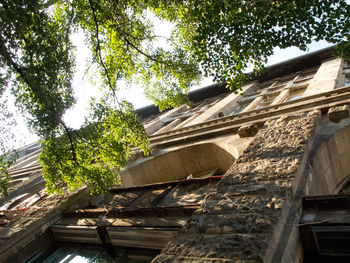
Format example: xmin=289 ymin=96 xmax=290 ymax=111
xmin=327 ymin=104 xmax=350 ymax=123
xmin=159 ymin=233 xmax=267 ymax=261
xmin=217 ymin=112 xmax=224 ymax=118
xmin=237 ymin=124 xmax=258 ymax=138
xmin=0 ymin=218 xmax=8 ymax=225
xmin=238 ymin=112 xmax=319 ymax=162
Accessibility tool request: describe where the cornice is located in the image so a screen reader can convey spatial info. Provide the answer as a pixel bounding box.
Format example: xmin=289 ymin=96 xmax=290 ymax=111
xmin=150 ymin=86 xmax=350 ymax=147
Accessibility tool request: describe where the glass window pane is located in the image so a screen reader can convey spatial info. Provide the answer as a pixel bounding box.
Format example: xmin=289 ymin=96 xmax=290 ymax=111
xmin=42 ymin=248 xmax=76 ymax=263
xmin=92 ymin=252 xmax=113 ymax=263
xmin=345 ymin=76 xmax=350 ymax=86
xmin=284 ymin=89 xmax=305 ymax=102
xmin=35 ymin=245 xmax=160 ymax=263
xmin=68 ymin=247 xmax=102 ymax=263
xmin=256 ymin=96 xmax=276 ymax=109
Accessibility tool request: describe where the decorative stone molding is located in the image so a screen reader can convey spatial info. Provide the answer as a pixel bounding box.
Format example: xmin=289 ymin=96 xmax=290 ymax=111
xmin=149 ymin=86 xmax=350 ymax=148
xmin=327 ymin=104 xmax=350 ymax=123
xmin=237 ymin=123 xmax=258 ymax=138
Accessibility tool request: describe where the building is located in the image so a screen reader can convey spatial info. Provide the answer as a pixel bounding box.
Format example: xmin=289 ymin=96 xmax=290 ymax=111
xmin=1 ymin=46 xmax=350 ymax=262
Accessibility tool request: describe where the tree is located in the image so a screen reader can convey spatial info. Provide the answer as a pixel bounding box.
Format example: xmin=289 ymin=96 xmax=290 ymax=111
xmin=0 ymin=0 xmax=349 ymax=197
xmin=0 ymin=95 xmax=18 ymax=200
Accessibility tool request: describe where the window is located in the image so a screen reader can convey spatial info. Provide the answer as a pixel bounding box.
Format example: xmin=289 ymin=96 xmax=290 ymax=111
xmin=228 ymin=67 xmax=318 ymax=113
xmin=284 ymin=88 xmax=306 ymax=102
xmin=256 ymin=94 xmax=277 ymax=109
xmin=345 ymin=74 xmax=350 ymax=86
xmin=229 ymin=101 xmax=249 ymax=115
xmin=148 ymin=93 xmax=228 ymax=134
xmin=27 ymin=244 xmax=160 ymax=263
xmin=300 ymin=196 xmax=350 ymax=260
xmin=341 ymin=60 xmax=350 ymax=87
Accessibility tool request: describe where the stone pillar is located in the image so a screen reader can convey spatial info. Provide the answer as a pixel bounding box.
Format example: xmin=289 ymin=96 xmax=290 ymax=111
xmin=272 ymin=75 xmax=301 ymax=105
xmin=303 ymin=58 xmax=342 ymax=96
xmin=272 ymin=89 xmax=290 ymax=105
xmin=241 ymin=95 xmax=264 ymax=112
xmin=174 ymin=112 xmax=201 ymax=129
xmin=152 ymin=111 xmax=320 ymax=262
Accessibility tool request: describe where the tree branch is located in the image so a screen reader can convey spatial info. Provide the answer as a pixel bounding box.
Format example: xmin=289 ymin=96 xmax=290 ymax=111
xmin=123 ymin=36 xmax=159 ymax=63
xmin=88 ymin=0 xmax=136 ymax=133
xmin=108 ymin=23 xmax=167 ymax=63
xmin=60 ymin=120 xmax=79 ymax=165
xmin=0 ymin=34 xmax=29 ymax=85
xmin=88 ymin=0 xmax=116 ymax=95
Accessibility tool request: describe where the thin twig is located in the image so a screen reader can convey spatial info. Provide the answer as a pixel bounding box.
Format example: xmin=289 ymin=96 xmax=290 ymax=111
xmin=88 ymin=0 xmax=115 ymax=96
xmin=88 ymin=0 xmax=136 ymax=133
xmin=60 ymin=120 xmax=79 ymax=165
xmin=124 ymin=37 xmax=159 ymax=63
xmin=0 ymin=35 xmax=28 ymax=85
xmin=109 ymin=23 xmax=175 ymax=61
xmin=82 ymin=54 xmax=97 ymax=80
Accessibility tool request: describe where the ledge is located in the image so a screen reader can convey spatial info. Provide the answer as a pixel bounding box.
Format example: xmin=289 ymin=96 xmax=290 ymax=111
xmin=150 ymin=86 xmax=350 ymax=147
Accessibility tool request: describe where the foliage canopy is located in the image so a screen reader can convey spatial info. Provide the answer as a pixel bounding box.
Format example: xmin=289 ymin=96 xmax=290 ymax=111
xmin=0 ymin=0 xmax=349 ymax=197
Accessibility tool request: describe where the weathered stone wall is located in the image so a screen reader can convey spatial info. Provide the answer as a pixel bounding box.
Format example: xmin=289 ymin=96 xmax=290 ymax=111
xmin=0 ymin=188 xmax=89 ymax=262
xmin=152 ymin=111 xmax=320 ymax=262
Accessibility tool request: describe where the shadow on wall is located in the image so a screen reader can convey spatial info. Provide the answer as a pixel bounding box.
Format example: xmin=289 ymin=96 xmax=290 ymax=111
xmin=306 ymin=125 xmax=350 ymax=196
xmin=121 ymin=143 xmax=236 ymax=187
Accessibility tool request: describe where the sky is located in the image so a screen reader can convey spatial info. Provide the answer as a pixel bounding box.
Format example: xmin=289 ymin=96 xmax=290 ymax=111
xmin=11 ymin=19 xmax=334 ymax=148
xmin=62 ymin=33 xmax=332 ymax=129
xmin=63 ymin=18 xmax=333 ymax=129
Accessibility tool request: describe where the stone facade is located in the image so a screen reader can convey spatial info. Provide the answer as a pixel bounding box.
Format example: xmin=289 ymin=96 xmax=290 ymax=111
xmin=153 ymin=111 xmax=320 ymax=262
xmin=1 ymin=46 xmax=350 ymax=262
